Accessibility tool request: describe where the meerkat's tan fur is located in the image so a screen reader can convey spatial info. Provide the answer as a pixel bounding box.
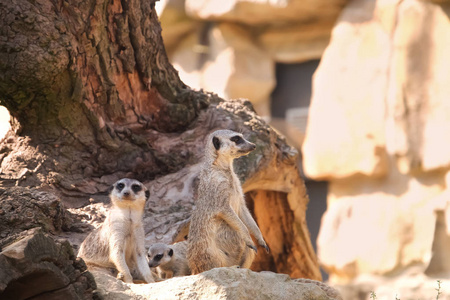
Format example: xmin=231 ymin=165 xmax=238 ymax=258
xmin=77 ymin=178 xmax=154 ymax=283
xmin=147 ymin=241 xmax=190 ymax=279
xmin=187 ymin=129 xmax=268 ymax=274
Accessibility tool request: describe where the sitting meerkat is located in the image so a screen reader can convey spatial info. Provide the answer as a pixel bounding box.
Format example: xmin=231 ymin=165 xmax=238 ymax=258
xmin=187 ymin=129 xmax=269 ymax=274
xmin=77 ymin=178 xmax=154 ymax=284
xmin=147 ymin=241 xmax=191 ymax=279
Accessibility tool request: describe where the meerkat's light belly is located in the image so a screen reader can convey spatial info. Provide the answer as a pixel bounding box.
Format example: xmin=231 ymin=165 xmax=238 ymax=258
xmin=229 ymin=193 xmax=241 ymax=213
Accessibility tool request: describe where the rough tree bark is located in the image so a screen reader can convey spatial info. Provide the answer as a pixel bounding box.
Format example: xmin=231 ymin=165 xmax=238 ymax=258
xmin=0 ymin=0 xmax=321 ymax=281
xmin=0 ymin=0 xmax=209 ymax=202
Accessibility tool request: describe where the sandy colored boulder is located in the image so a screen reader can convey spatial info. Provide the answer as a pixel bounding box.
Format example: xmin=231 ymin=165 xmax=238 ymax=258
xmin=303 ymin=0 xmax=450 ymax=179
xmin=302 ymin=0 xmax=394 ymax=180
xmin=318 ymin=166 xmax=445 ymax=279
xmin=385 ymin=0 xmax=450 ymax=173
xmin=92 ymin=267 xmax=341 ymax=300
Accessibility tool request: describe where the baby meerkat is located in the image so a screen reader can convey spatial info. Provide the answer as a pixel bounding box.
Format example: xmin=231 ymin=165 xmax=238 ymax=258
xmin=187 ymin=129 xmax=269 ymax=274
xmin=147 ymin=241 xmax=191 ymax=279
xmin=77 ymin=178 xmax=154 ymax=284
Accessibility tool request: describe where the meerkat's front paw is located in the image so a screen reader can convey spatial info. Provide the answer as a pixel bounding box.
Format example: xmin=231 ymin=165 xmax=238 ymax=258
xmin=118 ymin=272 xmax=133 ymax=283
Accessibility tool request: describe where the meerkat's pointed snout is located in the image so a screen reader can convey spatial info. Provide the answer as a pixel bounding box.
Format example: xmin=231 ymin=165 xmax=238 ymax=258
xmin=238 ymin=141 xmax=256 ymax=155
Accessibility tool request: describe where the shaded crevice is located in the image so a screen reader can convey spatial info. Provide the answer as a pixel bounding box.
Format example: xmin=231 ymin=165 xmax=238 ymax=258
xmin=0 ymin=228 xmax=96 ymax=300
xmin=246 ymin=190 xmax=297 ymax=275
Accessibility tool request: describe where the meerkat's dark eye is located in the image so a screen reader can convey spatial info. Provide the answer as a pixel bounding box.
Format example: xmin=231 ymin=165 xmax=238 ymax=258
xmin=116 ymin=183 xmax=125 ymax=191
xmin=230 ymin=135 xmax=243 ymax=144
xmin=154 ymin=254 xmax=163 ymax=261
xmin=168 ymin=249 xmax=174 ymax=257
xmin=131 ymin=184 xmax=142 ymax=193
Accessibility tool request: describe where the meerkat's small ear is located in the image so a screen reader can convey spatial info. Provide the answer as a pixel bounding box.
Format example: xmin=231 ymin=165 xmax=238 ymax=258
xmin=213 ymin=136 xmax=221 ymax=150
xmin=145 ymin=190 xmax=150 ymax=200
xmin=168 ymin=249 xmax=174 ymax=257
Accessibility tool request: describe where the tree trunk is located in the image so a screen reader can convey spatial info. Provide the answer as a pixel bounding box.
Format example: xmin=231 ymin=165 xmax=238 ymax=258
xmin=0 ymin=0 xmax=210 ymax=202
xmin=0 ymin=0 xmax=321 ymax=280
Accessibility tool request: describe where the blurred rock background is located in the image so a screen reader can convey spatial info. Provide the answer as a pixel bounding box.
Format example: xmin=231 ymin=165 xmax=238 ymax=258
xmin=2 ymin=0 xmax=450 ymax=298
xmin=302 ymin=0 xmax=450 ymax=298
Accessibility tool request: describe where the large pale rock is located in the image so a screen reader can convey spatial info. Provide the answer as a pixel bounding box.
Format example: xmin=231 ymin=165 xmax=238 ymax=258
xmin=303 ymin=0 xmax=450 ymax=179
xmin=0 ymin=228 xmax=96 ymax=299
xmin=302 ymin=0 xmax=394 ymax=180
xmin=171 ymin=23 xmax=275 ymax=116
xmin=318 ymin=166 xmax=445 ymax=280
xmin=385 ymin=0 xmax=450 ymax=173
xmin=185 ymin=0 xmax=348 ymax=25
xmin=92 ymin=267 xmax=341 ymax=300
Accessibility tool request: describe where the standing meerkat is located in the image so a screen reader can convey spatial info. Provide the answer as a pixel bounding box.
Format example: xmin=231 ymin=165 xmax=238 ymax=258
xmin=77 ymin=178 xmax=154 ymax=284
xmin=187 ymin=129 xmax=269 ymax=274
xmin=147 ymin=241 xmax=191 ymax=279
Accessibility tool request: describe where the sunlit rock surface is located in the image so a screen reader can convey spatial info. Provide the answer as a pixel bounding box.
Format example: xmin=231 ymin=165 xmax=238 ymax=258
xmin=156 ymin=0 xmax=349 ymax=116
xmin=92 ymin=267 xmax=342 ymax=300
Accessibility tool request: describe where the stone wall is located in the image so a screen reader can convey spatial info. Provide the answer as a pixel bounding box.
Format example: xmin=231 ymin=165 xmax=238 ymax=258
xmin=156 ymin=0 xmax=348 ymax=117
xmin=302 ymin=0 xmax=450 ymax=298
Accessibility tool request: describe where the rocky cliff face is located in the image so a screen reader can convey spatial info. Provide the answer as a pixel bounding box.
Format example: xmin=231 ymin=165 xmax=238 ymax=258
xmin=156 ymin=0 xmax=348 ymax=116
xmin=302 ymin=0 xmax=450 ymax=298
